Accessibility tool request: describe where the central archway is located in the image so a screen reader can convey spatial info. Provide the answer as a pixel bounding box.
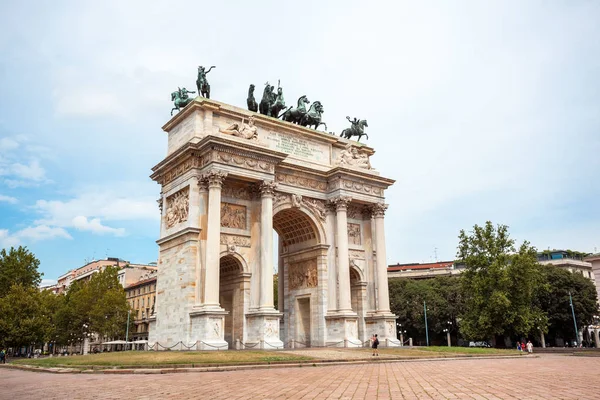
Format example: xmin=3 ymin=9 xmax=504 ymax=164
xmin=273 ymin=205 xmax=327 ymax=347
xmin=219 ymin=254 xmax=246 ymax=348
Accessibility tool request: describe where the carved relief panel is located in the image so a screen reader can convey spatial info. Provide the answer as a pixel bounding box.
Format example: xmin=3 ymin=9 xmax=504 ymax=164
xmin=165 ymin=186 xmax=190 ymax=228
xmin=347 ymin=223 xmax=361 ymax=245
xmin=220 ymin=202 xmax=247 ymax=229
xmin=288 ymin=259 xmax=318 ymax=290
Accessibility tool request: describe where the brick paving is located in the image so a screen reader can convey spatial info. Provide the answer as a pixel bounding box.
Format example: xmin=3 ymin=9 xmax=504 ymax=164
xmin=0 ymin=355 xmax=597 ymax=399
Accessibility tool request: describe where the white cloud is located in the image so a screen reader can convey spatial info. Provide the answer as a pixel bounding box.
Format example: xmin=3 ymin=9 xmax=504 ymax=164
xmin=0 ymin=137 xmax=19 ymax=152
xmin=71 ymin=216 xmax=126 ymax=236
xmin=0 ymin=194 xmax=17 ymax=204
xmin=41 ymin=278 xmax=57 ymax=287
xmin=32 ymin=183 xmax=159 ymax=237
xmin=11 ymin=160 xmax=46 ymax=181
xmin=0 ymin=225 xmax=72 ymax=249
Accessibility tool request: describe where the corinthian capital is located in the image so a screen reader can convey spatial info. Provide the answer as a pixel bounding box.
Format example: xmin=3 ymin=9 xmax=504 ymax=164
xmin=202 ymin=170 xmax=228 ymax=188
xmin=259 ymin=180 xmax=278 ymax=197
xmin=370 ymin=202 xmax=388 ymax=217
xmin=329 ymin=196 xmax=353 ymax=211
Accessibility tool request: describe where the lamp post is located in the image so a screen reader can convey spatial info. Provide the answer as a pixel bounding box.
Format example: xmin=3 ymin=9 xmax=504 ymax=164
xmin=536 ymin=317 xmax=546 ymax=348
xmin=443 ymin=321 xmax=452 ymax=347
xmin=397 ymin=323 xmax=407 ymax=346
xmin=569 ymin=291 xmax=579 ymax=347
xmin=423 ymin=301 xmax=429 ymax=347
xmin=125 ymin=309 xmax=131 ymax=351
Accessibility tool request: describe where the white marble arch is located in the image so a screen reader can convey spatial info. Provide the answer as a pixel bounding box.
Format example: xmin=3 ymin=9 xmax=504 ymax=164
xmin=149 ymin=98 xmax=398 ymax=349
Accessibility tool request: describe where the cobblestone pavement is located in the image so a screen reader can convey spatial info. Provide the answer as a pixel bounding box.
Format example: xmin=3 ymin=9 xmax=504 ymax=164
xmin=1 ymin=355 xmax=598 ymax=399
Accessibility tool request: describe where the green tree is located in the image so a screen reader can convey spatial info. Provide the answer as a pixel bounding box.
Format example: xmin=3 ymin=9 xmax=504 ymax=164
xmin=389 ymin=276 xmax=463 ymax=344
xmin=0 ymin=284 xmax=51 ymax=348
xmin=0 ymin=246 xmax=42 ymax=297
xmin=458 ymin=221 xmax=545 ymax=343
xmin=537 ymin=265 xmax=599 ymax=343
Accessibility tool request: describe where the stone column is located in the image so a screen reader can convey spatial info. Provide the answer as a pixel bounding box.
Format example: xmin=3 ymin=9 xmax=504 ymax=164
xmin=372 ymin=203 xmax=390 ymax=313
xmin=203 ymin=169 xmax=227 ymax=307
xmin=332 ymin=196 xmax=353 ymax=312
xmin=594 ymin=328 xmax=600 ymax=348
xmin=259 ymin=181 xmax=277 ymax=310
xmin=196 ymin=177 xmax=209 ymax=304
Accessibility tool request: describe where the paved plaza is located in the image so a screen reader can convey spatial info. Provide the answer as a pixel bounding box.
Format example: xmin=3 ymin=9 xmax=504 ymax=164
xmin=1 ymin=354 xmax=598 ymax=399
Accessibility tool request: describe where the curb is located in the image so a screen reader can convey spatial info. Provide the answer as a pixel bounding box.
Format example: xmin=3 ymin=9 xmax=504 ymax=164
xmin=0 ymin=354 xmax=532 ymax=375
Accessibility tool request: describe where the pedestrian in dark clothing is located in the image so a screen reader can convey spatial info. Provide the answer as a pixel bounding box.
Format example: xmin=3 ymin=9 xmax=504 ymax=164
xmin=372 ymin=334 xmax=379 ymax=356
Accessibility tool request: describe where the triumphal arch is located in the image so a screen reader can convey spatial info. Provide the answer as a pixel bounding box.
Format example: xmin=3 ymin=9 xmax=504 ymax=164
xmin=149 ymin=98 xmax=397 ymax=349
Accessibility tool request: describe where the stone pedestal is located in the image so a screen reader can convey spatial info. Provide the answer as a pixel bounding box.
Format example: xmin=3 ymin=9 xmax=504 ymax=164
xmin=365 ymin=315 xmax=401 ymax=347
xmin=325 ymin=314 xmax=361 ymax=347
xmin=189 ymin=308 xmax=229 ymax=350
xmin=245 ymin=311 xmax=284 ymax=349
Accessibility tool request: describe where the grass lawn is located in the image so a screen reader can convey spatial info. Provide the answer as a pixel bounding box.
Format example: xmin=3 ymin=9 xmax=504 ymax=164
xmin=11 ymin=350 xmax=315 ymax=368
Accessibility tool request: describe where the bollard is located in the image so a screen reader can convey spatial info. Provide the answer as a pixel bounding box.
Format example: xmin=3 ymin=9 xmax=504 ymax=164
xmin=260 ymin=339 xmax=264 ymax=350
xmin=409 ymin=338 xmax=413 ymax=347
xmin=344 ymin=339 xmax=348 ymax=348
xmin=291 ymin=340 xmax=295 ymax=349
xmin=235 ymin=339 xmax=240 ymax=350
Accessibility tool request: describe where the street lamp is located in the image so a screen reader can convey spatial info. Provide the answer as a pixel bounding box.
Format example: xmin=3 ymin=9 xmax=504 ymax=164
xmin=397 ymin=323 xmax=407 ymax=346
xmin=443 ymin=321 xmax=452 ymax=347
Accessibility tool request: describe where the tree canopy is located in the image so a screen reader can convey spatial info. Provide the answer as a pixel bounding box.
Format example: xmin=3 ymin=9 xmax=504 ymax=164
xmin=0 ymin=246 xmax=42 ymax=297
xmin=457 ymin=221 xmax=546 ymax=341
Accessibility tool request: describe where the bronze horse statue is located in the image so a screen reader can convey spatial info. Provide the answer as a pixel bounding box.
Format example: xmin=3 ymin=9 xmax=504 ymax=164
xmin=247 ymin=84 xmax=258 ymax=112
xmin=170 ymin=87 xmax=195 ymax=116
xmin=281 ymin=95 xmax=310 ymax=124
xmin=196 ymin=65 xmax=215 ymax=98
xmin=340 ymin=116 xmax=369 ymax=142
xmin=300 ymin=101 xmax=327 ymax=131
xmin=259 ymin=83 xmax=275 ymax=115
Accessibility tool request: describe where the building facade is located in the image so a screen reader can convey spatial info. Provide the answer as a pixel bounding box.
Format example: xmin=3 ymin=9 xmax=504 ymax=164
xmin=125 ymin=271 xmax=157 ymax=341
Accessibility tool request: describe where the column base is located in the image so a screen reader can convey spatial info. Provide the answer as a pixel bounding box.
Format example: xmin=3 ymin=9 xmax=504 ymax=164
xmin=365 ymin=313 xmax=400 ymax=347
xmin=325 ymin=313 xmax=361 ymax=347
xmin=188 ymin=306 xmax=229 ymax=351
xmin=245 ymin=309 xmax=284 ymax=350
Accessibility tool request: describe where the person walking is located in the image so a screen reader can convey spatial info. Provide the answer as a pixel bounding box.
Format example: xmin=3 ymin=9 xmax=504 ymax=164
xmin=0 ymin=349 xmax=5 ymax=364
xmin=517 ymin=342 xmax=522 ymax=352
xmin=372 ymin=334 xmax=379 ymax=356
xmin=526 ymin=340 xmax=533 ymax=354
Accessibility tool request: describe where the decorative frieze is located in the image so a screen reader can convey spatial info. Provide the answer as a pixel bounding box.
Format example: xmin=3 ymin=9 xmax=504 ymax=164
xmin=347 ymin=223 xmax=361 ymax=245
xmin=349 ymin=249 xmax=365 ymax=260
xmin=275 ymin=172 xmax=327 ymax=191
xmin=215 ymin=151 xmax=274 ymax=173
xmin=165 ymin=187 xmax=189 ymax=228
xmin=288 ymin=259 xmax=318 ymax=290
xmin=220 ymin=202 xmax=246 ymax=229
xmin=220 ymin=234 xmax=251 ymax=248
xmin=327 ymin=177 xmax=384 ymax=196
xmin=221 ymin=184 xmax=252 ymax=200
xmin=159 ymin=155 xmax=201 ymax=186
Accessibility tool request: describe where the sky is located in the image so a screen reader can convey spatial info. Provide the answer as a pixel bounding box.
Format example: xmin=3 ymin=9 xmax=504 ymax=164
xmin=1 ymin=1 xmax=599 ymax=285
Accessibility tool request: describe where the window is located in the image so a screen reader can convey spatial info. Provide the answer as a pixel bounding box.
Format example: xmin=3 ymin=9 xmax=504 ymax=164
xmin=142 ymin=298 xmax=145 ymax=307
